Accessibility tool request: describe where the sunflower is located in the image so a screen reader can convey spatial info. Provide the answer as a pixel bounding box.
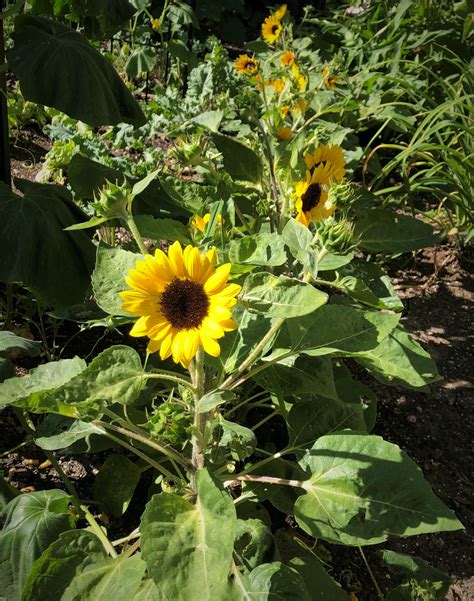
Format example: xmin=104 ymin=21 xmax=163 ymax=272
xmin=281 ymin=50 xmax=296 ymax=67
xmin=267 ymin=77 xmax=286 ymax=94
xmin=272 ymin=4 xmax=287 ymax=20
xmin=262 ymin=15 xmax=282 ymax=44
xmin=191 ymin=213 xmax=222 ymax=233
xmin=121 ymin=242 xmax=240 ymax=367
xmin=234 ymin=54 xmax=258 ymax=75
xmin=291 ymin=64 xmax=307 ymax=91
xmin=293 ymin=163 xmax=336 ymax=226
xmin=304 ymin=144 xmax=346 ymax=183
xmin=322 ymin=66 xmax=337 ymax=89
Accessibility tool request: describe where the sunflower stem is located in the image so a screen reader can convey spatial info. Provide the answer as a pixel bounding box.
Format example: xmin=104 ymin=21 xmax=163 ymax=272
xmin=191 ymin=347 xmax=206 ymax=472
xmin=125 ymin=214 xmax=149 ymax=255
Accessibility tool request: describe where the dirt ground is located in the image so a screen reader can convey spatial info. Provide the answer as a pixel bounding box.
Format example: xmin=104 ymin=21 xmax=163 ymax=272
xmin=1 ymin=129 xmax=473 ymax=600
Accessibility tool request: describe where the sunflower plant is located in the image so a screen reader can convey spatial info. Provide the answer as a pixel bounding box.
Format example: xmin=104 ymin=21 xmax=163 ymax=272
xmin=0 ymin=2 xmax=464 ymax=600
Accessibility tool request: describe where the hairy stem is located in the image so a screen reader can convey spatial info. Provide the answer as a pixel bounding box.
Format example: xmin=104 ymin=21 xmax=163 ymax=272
xmin=191 ymin=348 xmax=206 ymax=471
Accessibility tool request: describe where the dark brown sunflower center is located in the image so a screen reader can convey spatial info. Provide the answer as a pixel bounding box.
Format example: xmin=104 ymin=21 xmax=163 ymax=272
xmin=301 ymin=183 xmax=322 ymax=213
xmin=245 ymin=61 xmax=255 ymax=70
xmin=271 ymin=24 xmax=279 ymax=34
xmin=160 ymin=278 xmax=209 ymax=330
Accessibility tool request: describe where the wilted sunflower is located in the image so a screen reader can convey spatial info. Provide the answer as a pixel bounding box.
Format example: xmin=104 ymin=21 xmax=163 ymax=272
xmin=304 ymin=144 xmax=346 ymax=183
xmin=262 ymin=15 xmax=282 ymax=44
xmin=121 ymin=242 xmax=240 ymax=367
xmin=322 ymin=66 xmax=337 ymax=89
xmin=273 ymin=4 xmax=287 ymax=20
xmin=293 ymin=164 xmax=336 ymax=226
xmin=234 ymin=54 xmax=258 ymax=75
xmin=281 ymin=50 xmax=296 ymax=67
xmin=191 ymin=213 xmax=222 ymax=233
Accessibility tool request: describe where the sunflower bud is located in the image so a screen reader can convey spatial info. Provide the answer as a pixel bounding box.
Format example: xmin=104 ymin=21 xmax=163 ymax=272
xmin=316 ymin=217 xmax=355 ymax=253
xmin=91 ymin=180 xmax=132 ymax=220
xmin=147 ymin=401 xmax=193 ymax=448
xmin=170 ymin=139 xmax=202 ymax=166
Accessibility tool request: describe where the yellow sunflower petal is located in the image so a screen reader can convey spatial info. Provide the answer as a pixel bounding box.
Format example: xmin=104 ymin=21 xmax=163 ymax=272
xmin=201 ymin=317 xmax=225 ymax=339
xmin=129 ymin=316 xmax=152 ymax=337
xmin=204 ymin=263 xmax=231 ymax=295
xmin=167 ymin=241 xmax=186 ymax=278
xmin=183 ymin=330 xmax=199 ymax=366
xmin=159 ymin=331 xmax=174 ymax=360
xmin=199 ymin=332 xmax=221 ymax=357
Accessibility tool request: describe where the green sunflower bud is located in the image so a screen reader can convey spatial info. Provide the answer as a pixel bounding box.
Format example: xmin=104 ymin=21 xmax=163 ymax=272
xmin=147 ymin=400 xmax=193 ymax=448
xmin=315 ymin=217 xmax=355 ymax=253
xmin=91 ymin=180 xmax=132 ymax=220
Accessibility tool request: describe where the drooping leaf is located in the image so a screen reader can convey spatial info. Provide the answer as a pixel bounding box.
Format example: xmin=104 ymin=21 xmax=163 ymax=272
xmin=168 ymin=39 xmax=198 ymax=68
xmin=0 ymin=490 xmax=74 ymax=601
xmin=0 ymin=331 xmax=41 ymax=358
xmin=0 ymin=357 xmax=86 ymax=414
xmin=213 ymin=417 xmax=257 ymax=462
xmin=234 ymin=519 xmax=273 ymax=571
xmin=246 ymin=562 xmax=311 ymax=600
xmin=198 ymin=389 xmax=237 ymax=413
xmin=8 ymin=15 xmax=145 ymax=126
xmin=354 ymin=209 xmax=440 ymax=254
xmin=126 ymin=47 xmax=157 ymax=78
xmin=240 ymin=273 xmax=328 ymax=318
xmin=140 ymin=469 xmax=236 ymax=601
xmin=0 ymin=181 xmax=95 ymax=306
xmin=34 ymin=415 xmax=104 ymax=450
xmin=295 ymin=432 xmax=463 ymax=546
xmin=229 ymin=233 xmax=287 ymax=267
xmin=274 ymin=305 xmax=400 ymax=357
xmin=21 ymin=529 xmax=146 ymax=601
xmin=211 ymin=132 xmax=263 ymax=183
xmin=94 ymin=455 xmax=141 ymax=517
xmin=92 ymin=243 xmax=141 ymax=316
xmin=356 ymin=325 xmax=440 ymax=390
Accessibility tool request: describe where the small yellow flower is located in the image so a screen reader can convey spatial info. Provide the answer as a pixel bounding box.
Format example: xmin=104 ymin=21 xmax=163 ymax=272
xmin=121 ymin=242 xmax=240 ymax=367
xmin=234 ymin=54 xmax=258 ymax=75
xmin=268 ymin=77 xmax=286 ymax=94
xmin=304 ymin=144 xmax=346 ymax=183
xmin=150 ymin=18 xmax=161 ymax=30
xmin=276 ymin=126 xmax=292 ymax=140
xmin=262 ymin=15 xmax=283 ymax=44
xmin=281 ymin=105 xmax=290 ymax=118
xmin=291 ymin=64 xmax=307 ymax=91
xmin=192 ymin=213 xmax=222 ymax=233
xmin=273 ymin=4 xmax=287 ymax=20
xmin=323 ymin=66 xmax=337 ymax=89
xmin=281 ymin=50 xmax=296 ymax=67
xmin=293 ymin=164 xmax=336 ymax=226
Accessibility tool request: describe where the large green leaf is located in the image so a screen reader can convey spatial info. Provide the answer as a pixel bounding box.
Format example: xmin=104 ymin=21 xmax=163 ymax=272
xmin=92 ymin=243 xmax=141 ymax=316
xmin=134 ymin=214 xmax=191 ymax=245
xmin=0 ymin=331 xmax=41 ymax=358
xmin=211 ymin=132 xmax=263 ymax=183
xmin=0 ymin=490 xmax=74 ymax=601
xmin=93 ymin=455 xmax=141 ymax=518
xmin=21 ymin=530 xmax=146 ymax=601
xmin=68 ymin=155 xmax=125 ymax=200
xmin=229 ymin=233 xmax=287 ymax=267
xmin=356 ymin=325 xmax=440 ymax=390
xmin=246 ymin=562 xmax=311 ymax=600
xmin=295 ymin=432 xmax=463 ymax=545
xmin=354 ymin=209 xmax=440 ymax=254
xmin=0 ymin=357 xmax=86 ymax=414
xmin=240 ymin=273 xmax=328 ymax=318
xmin=126 ymin=47 xmax=157 ymax=78
xmin=140 ymin=468 xmax=237 ymax=601
xmin=274 ymin=305 xmax=400 ymax=357
xmin=8 ymin=15 xmax=145 ymax=126
xmin=0 ymin=181 xmax=95 ymax=306
xmin=234 ymin=519 xmax=273 ymax=571
xmin=133 ymin=580 xmax=161 ymax=601
xmin=34 ymin=415 xmax=104 ymax=450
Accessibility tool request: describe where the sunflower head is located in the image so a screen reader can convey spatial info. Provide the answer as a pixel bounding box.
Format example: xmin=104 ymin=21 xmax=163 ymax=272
xmin=273 ymin=4 xmax=287 ymax=20
xmin=234 ymin=54 xmax=258 ymax=75
xmin=293 ymin=165 xmax=335 ymax=227
xmin=281 ymin=50 xmax=296 ymax=67
xmin=191 ymin=213 xmax=222 ymax=234
xmin=262 ymin=15 xmax=283 ymax=44
xmin=323 ymin=66 xmax=336 ymax=89
xmin=120 ymin=242 xmax=240 ymax=367
xmin=304 ymin=144 xmax=346 ymax=183
xmin=276 ymin=126 xmax=292 ymax=140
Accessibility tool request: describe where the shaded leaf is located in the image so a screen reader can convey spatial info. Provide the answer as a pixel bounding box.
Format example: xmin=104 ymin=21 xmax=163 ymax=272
xmin=94 ymin=455 xmax=141 ymax=517
xmin=211 ymin=132 xmax=263 ymax=183
xmin=0 ymin=331 xmax=41 ymax=358
xmin=134 ymin=214 xmax=191 ymax=244
xmin=229 ymin=233 xmax=287 ymax=267
xmin=234 ymin=518 xmax=273 ymax=571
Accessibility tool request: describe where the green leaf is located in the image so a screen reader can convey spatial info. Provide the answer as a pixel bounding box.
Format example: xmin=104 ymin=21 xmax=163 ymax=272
xmin=333 ymin=364 xmax=377 ymax=431
xmin=34 ymin=416 xmax=103 ymax=450
xmin=287 ymin=396 xmax=367 ymax=449
xmin=92 ymin=242 xmax=141 ymax=316
xmin=0 ymin=490 xmax=74 ymax=601
xmin=191 ymin=110 xmax=224 ymax=132
xmin=198 ymin=389 xmax=237 ymax=413
xmin=0 ymin=331 xmax=41 ymax=358
xmin=0 ymin=357 xmax=87 ymax=414
xmin=134 ymin=214 xmax=191 ymax=244
xmin=0 ymin=181 xmax=95 ymax=306
xmin=356 ymin=325 xmax=440 ymax=390
xmin=8 ymin=15 xmax=145 ymax=126
xmin=65 ymin=216 xmax=109 ymax=231
xmin=214 ymin=417 xmax=257 ymax=462
xmin=240 ymin=273 xmax=328 ymax=318
xmin=93 ymin=455 xmax=141 ymax=517
xmin=229 ymin=233 xmax=287 ymax=267
xmin=317 ymin=252 xmax=355 ymax=271
xmin=22 ymin=530 xmax=146 ymax=601
xmin=168 ymin=39 xmax=198 ymax=68
xmin=246 ymin=562 xmax=311 ymax=600
xmin=140 ymin=468 xmax=237 ymax=601
xmin=234 ymin=519 xmax=273 ymax=571
xmin=0 ymin=477 xmax=20 ymax=515
xmin=274 ymin=529 xmax=350 ymax=600
xmin=274 ymin=305 xmax=400 ymax=357
xmin=131 ymin=169 xmax=160 ymax=197
xmin=295 ymin=432 xmax=464 ymax=546
xmin=126 ymin=47 xmax=157 ymax=78
xmin=354 ymin=209 xmax=440 ymax=254
xmin=0 ymin=358 xmax=15 ymax=383
xmin=68 ymin=154 xmax=125 ymax=200
xmin=133 ymin=580 xmax=161 ymax=601
xmin=211 ymin=132 xmax=264 ymax=183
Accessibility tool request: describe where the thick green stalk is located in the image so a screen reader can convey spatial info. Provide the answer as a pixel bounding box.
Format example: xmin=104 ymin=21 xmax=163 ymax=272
xmin=191 ymin=348 xmax=206 ymax=470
